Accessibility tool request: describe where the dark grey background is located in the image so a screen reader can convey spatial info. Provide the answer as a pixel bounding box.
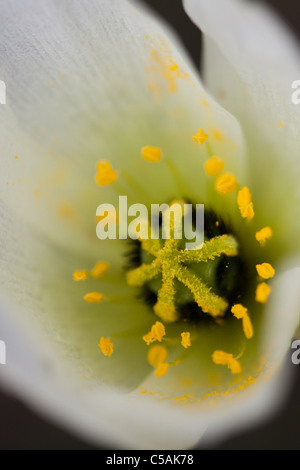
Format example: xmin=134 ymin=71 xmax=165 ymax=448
xmin=0 ymin=0 xmax=299 ymax=450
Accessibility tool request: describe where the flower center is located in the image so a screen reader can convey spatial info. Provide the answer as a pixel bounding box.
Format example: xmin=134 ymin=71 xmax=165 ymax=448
xmin=126 ymin=204 xmax=247 ymax=325
xmin=74 ymin=126 xmax=276 ymax=389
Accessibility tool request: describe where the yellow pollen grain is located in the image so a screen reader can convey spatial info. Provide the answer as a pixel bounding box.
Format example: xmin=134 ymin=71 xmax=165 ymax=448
xmin=83 ymin=292 xmax=104 ymax=303
xmin=181 ymin=332 xmax=191 ymax=349
xmin=98 ymin=337 xmax=113 ymax=357
xmin=256 ymin=263 xmax=275 ymax=280
xmin=58 ymin=202 xmax=74 ymax=219
xmin=147 ymin=344 xmax=168 ymax=367
xmin=141 ymin=145 xmax=162 ymax=162
xmin=146 ymin=48 xmax=188 ymax=95
xmin=143 ymin=332 xmax=155 ymax=346
xmin=256 ymin=282 xmax=271 ymax=304
xmin=211 ymin=129 xmax=224 ymax=141
xmin=215 ymin=173 xmax=237 ymax=195
xmin=95 ymin=160 xmax=118 ymax=186
xmin=168 ymin=59 xmax=180 ymax=72
xmin=278 ymin=121 xmax=285 ymax=128
xmin=237 ymin=186 xmax=255 ymax=220
xmin=143 ymin=321 xmax=166 ymax=345
xmin=73 ymin=270 xmax=87 ymax=282
xmin=255 ymin=226 xmax=273 ymax=245
xmin=212 ymin=350 xmax=242 ymax=375
xmin=154 ymin=363 xmax=169 ymax=378
xmin=90 ymin=261 xmax=110 ymax=278
xmin=204 ymin=156 xmax=224 ymax=177
xmin=192 ymin=128 xmax=208 ymax=145
xmin=231 ymin=303 xmax=248 ymax=320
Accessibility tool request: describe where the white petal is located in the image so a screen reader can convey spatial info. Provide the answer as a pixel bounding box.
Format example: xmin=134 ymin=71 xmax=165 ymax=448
xmin=0 ymin=0 xmax=247 ymax=255
xmin=2 ymin=193 xmax=300 ymax=449
xmin=184 ymin=0 xmax=300 ymax=252
xmin=202 ymin=256 xmax=300 ymax=443
xmin=0 ymin=196 xmax=152 ymax=390
xmin=184 ymin=0 xmax=300 ymax=128
xmin=0 ymin=0 xmax=292 ymax=449
xmin=0 ymin=301 xmax=208 ymax=449
xmin=0 ymin=0 xmax=247 ymax=449
xmin=1 ymin=257 xmax=298 ymax=449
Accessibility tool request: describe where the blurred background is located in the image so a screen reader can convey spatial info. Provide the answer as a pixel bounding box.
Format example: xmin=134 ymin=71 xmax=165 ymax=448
xmin=0 ymin=0 xmax=299 ymax=450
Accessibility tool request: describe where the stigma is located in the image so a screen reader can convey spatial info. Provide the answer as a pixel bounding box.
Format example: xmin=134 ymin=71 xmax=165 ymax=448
xmin=74 ymin=125 xmax=278 ymax=392
xmin=126 ymin=230 xmax=239 ymax=324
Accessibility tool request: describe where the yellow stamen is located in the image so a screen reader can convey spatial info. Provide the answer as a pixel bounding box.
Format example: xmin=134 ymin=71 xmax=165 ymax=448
xmin=231 ymin=303 xmax=247 ymax=320
xmin=95 ymin=160 xmax=118 ymax=186
xmin=215 ymin=173 xmax=237 ymax=195
xmin=90 ymin=261 xmax=110 ymax=278
xmin=242 ymin=314 xmax=254 ymax=340
xmin=237 ymin=186 xmax=255 ymax=220
xmin=141 ymin=145 xmax=162 ymax=162
xmin=256 ymin=263 xmax=275 ymax=279
xmin=154 ymin=362 xmax=169 ymax=378
xmin=143 ymin=332 xmax=155 ymax=346
xmin=150 ymin=321 xmax=166 ymax=342
xmin=231 ymin=304 xmax=253 ymax=339
xmin=181 ymin=332 xmax=191 ymax=349
xmin=143 ymin=321 xmax=166 ymax=345
xmin=147 ymin=344 xmax=168 ymax=367
xmin=192 ymin=128 xmax=208 ymax=145
xmin=228 ymin=357 xmax=242 ymax=375
xmin=255 ymin=282 xmax=271 ymax=303
xmin=98 ymin=337 xmax=113 ymax=357
xmin=83 ymin=292 xmax=104 ymax=303
xmin=255 ymin=226 xmax=273 ymax=245
xmin=204 ymin=156 xmax=224 ymax=177
xmin=212 ymin=350 xmax=232 ymax=366
xmin=212 ymin=350 xmax=242 ymax=375
xmin=73 ymin=270 xmax=87 ymax=282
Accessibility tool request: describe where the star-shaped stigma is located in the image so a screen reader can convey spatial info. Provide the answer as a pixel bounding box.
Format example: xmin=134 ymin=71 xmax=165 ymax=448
xmin=126 ymin=229 xmax=239 ymax=323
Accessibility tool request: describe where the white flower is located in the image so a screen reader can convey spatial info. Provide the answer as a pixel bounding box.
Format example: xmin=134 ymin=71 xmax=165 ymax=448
xmin=0 ymin=0 xmax=300 ymax=449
